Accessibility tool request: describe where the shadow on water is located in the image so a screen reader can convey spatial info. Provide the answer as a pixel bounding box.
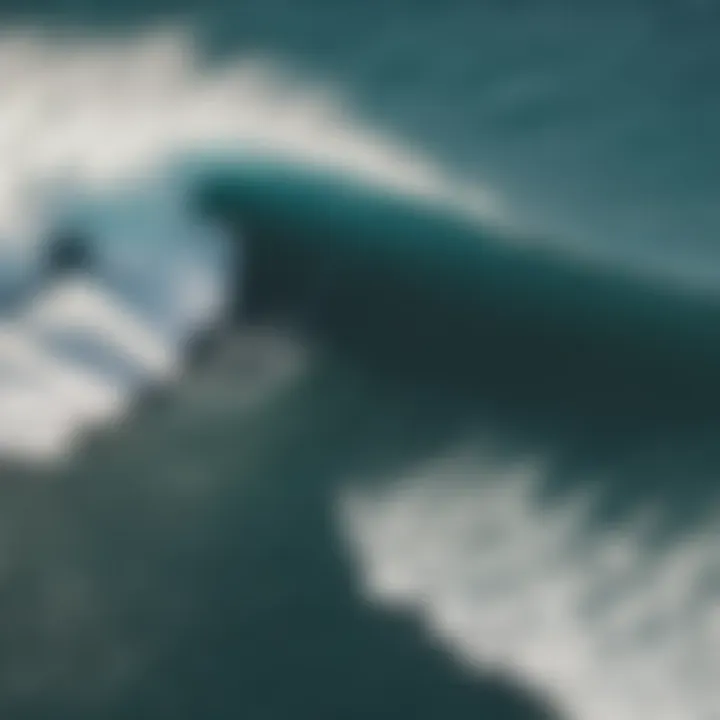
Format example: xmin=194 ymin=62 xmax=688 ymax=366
xmin=196 ymin=159 xmax=720 ymax=530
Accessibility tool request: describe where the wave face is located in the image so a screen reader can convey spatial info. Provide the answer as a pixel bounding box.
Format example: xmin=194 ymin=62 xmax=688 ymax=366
xmin=0 ymin=21 xmax=719 ymax=720
xmin=196 ymin=158 xmax=720 ymax=423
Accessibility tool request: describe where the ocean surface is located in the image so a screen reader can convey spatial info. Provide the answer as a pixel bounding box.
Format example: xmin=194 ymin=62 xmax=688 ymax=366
xmin=0 ymin=1 xmax=719 ymax=719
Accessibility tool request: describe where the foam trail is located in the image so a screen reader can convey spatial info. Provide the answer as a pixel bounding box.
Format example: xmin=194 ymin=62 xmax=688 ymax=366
xmin=339 ymin=449 xmax=720 ymax=720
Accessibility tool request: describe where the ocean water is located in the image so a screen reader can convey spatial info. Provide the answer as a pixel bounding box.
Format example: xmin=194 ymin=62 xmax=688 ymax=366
xmin=0 ymin=2 xmax=719 ymax=719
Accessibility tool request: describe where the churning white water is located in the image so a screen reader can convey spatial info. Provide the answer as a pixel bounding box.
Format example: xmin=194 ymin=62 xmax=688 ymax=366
xmin=0 ymin=25 xmax=491 ymax=464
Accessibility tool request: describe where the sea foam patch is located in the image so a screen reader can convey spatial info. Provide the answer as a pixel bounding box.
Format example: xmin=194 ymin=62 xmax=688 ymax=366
xmin=339 ymin=448 xmax=720 ymax=720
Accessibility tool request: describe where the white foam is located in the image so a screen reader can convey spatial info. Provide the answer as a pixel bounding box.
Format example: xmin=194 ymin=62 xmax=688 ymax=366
xmin=0 ymin=24 xmax=501 ymax=466
xmin=0 ymin=174 xmax=232 ymax=465
xmin=338 ymin=449 xmax=720 ymax=720
xmin=0 ymin=24 xmax=498 ymax=253
xmin=26 ymin=280 xmax=175 ymax=375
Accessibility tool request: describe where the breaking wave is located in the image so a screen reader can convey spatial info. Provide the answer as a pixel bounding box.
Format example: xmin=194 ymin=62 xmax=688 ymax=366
xmin=0 ymin=24 xmax=719 ymax=720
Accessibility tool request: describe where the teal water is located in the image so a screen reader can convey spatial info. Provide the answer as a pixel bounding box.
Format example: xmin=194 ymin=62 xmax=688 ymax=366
xmin=0 ymin=1 xmax=720 ymax=719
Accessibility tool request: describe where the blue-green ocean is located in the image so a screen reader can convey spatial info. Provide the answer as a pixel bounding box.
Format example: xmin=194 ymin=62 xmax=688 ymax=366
xmin=1 ymin=1 xmax=720 ymax=719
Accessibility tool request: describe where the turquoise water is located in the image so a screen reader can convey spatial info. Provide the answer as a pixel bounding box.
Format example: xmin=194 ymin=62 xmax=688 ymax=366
xmin=0 ymin=1 xmax=720 ymax=718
